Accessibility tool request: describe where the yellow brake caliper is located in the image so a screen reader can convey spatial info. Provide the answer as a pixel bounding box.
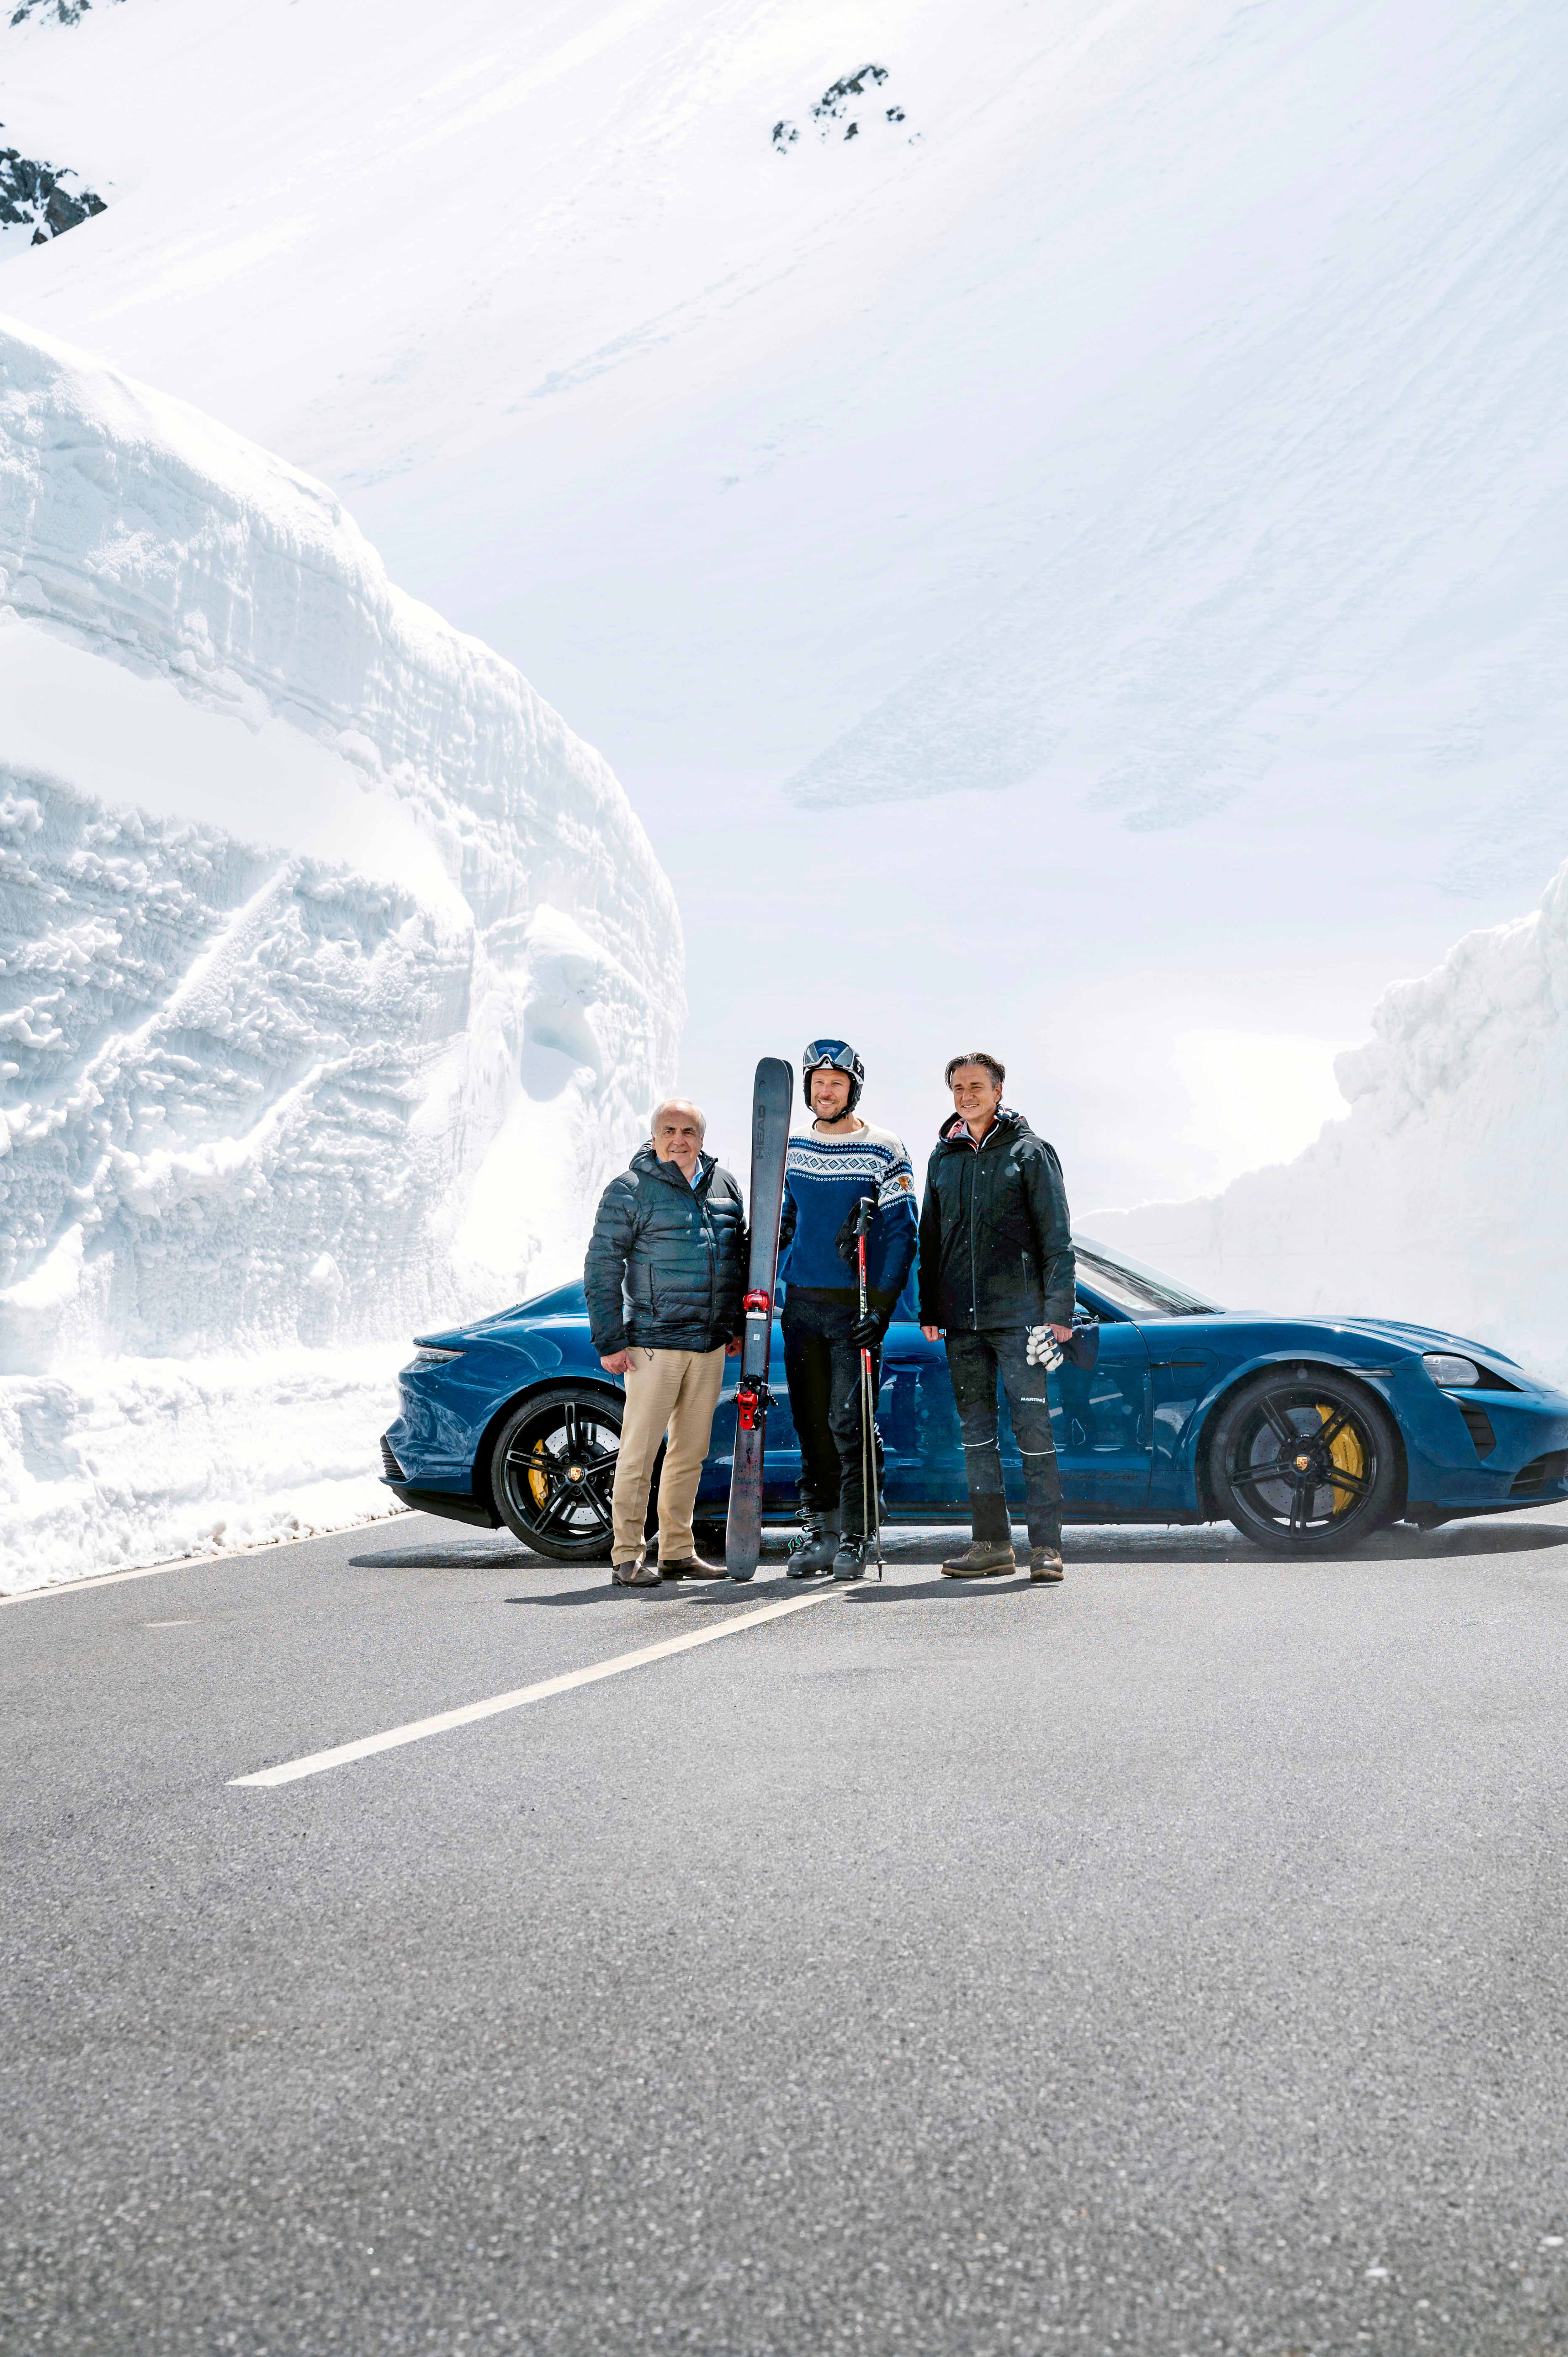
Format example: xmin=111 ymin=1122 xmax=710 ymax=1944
xmin=527 ymin=1447 xmax=552 ymax=1508
xmin=1318 ymin=1404 xmax=1364 ymax=1513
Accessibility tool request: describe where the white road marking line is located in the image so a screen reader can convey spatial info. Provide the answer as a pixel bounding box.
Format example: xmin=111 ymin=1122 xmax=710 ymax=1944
xmin=230 ymin=1584 xmax=843 ymax=1788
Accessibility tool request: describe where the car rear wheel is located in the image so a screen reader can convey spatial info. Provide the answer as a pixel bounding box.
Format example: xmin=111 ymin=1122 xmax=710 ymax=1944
xmin=1211 ymin=1370 xmax=1400 ymax=1553
xmin=491 ymin=1385 xmax=630 ymax=1563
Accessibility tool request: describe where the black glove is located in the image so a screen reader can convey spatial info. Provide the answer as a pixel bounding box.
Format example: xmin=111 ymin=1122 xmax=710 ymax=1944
xmin=1061 ymin=1315 xmax=1101 ymax=1373
xmin=850 ymin=1309 xmax=887 ymax=1351
xmin=834 ymin=1196 xmax=878 ymax=1268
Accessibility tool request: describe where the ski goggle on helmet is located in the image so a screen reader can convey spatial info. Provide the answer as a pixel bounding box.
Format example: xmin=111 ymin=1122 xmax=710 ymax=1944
xmin=802 ymin=1038 xmax=865 ymax=1112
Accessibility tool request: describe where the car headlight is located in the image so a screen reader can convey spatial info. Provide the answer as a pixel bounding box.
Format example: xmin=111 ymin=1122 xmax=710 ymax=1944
xmin=410 ymin=1346 xmax=464 ymax=1367
xmin=1423 ymin=1352 xmax=1481 ymax=1388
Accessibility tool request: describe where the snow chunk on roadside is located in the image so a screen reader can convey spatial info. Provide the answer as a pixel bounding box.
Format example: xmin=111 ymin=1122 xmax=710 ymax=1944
xmin=0 ymin=1349 xmax=403 ymax=1593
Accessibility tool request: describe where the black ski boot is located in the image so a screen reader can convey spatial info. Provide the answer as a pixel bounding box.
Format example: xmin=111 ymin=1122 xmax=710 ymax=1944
xmin=832 ymin=1534 xmax=874 ymax=1583
xmin=787 ymin=1510 xmax=840 ymax=1578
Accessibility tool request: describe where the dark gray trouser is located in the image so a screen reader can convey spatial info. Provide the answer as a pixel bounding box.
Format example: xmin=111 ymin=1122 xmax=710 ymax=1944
xmin=781 ymin=1292 xmax=884 ymax=1537
xmin=944 ymin=1326 xmax=1064 ymax=1549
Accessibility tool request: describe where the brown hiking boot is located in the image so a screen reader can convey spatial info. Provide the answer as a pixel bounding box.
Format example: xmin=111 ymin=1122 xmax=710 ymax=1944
xmin=612 ymin=1556 xmax=661 ymax=1587
xmin=1030 ymin=1546 xmax=1064 ymax=1583
xmin=941 ymin=1539 xmax=1016 ymax=1578
xmin=658 ymin=1555 xmax=727 ymax=1580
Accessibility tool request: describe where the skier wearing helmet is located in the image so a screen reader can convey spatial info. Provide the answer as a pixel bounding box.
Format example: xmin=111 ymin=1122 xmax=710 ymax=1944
xmin=778 ymin=1039 xmax=917 ymax=1580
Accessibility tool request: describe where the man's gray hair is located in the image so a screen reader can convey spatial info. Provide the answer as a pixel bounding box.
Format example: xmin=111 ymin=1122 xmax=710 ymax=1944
xmin=650 ymin=1095 xmax=707 ymax=1139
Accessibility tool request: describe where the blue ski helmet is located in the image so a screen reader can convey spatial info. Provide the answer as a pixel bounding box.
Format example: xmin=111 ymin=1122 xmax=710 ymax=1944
xmin=802 ymin=1038 xmax=864 ymax=1112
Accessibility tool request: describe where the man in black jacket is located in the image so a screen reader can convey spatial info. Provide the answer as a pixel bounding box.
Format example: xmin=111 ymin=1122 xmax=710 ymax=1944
xmin=917 ymin=1052 xmax=1075 ymax=1582
xmin=584 ymin=1098 xmax=746 ymax=1587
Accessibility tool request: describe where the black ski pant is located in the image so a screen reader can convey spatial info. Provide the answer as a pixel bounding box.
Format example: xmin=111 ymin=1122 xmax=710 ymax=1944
xmin=944 ymin=1326 xmax=1064 ymax=1549
xmin=781 ymin=1289 xmax=883 ymax=1537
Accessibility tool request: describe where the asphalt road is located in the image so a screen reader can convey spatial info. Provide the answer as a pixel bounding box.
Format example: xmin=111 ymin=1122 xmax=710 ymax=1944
xmin=5 ymin=1509 xmax=1568 ymax=2356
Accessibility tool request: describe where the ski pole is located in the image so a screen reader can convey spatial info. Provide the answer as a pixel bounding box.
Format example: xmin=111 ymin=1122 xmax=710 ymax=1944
xmin=853 ymin=1200 xmax=883 ymax=1580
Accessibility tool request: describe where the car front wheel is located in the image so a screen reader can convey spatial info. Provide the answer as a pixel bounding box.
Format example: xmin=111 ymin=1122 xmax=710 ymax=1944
xmin=490 ymin=1384 xmax=629 ymax=1563
xmin=1210 ymin=1370 xmax=1400 ymax=1553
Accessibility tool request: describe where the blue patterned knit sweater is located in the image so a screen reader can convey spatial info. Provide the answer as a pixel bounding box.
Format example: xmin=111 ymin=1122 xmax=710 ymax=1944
xmin=778 ymin=1121 xmax=919 ymax=1305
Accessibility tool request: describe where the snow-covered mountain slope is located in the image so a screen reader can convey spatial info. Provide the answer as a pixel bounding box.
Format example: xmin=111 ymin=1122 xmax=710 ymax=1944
xmin=1089 ymin=859 xmax=1568 ymax=1382
xmin=0 ymin=315 xmax=681 ymax=1585
xmin=3 ymin=0 xmax=1565 ymax=1200
xmin=13 ymin=0 xmax=1563 ymax=847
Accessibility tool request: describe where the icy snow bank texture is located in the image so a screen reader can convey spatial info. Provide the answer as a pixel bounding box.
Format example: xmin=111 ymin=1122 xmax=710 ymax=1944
xmin=1090 ymin=864 xmax=1568 ymax=1381
xmin=2 ymin=1350 xmax=407 ymax=1583
xmin=0 ymin=316 xmax=682 ymax=1583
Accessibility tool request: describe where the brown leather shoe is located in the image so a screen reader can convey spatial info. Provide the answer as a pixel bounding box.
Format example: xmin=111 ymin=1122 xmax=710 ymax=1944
xmin=941 ymin=1539 xmax=1016 ymax=1578
xmin=612 ymin=1557 xmax=661 ymax=1587
xmin=658 ymin=1554 xmax=727 ymax=1580
xmin=1030 ymin=1546 xmax=1064 ymax=1582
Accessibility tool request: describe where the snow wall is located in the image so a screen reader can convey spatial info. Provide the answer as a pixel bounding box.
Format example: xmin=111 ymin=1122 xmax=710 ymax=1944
xmin=0 ymin=315 xmax=684 ymax=1587
xmin=1089 ymin=863 xmax=1568 ymax=1382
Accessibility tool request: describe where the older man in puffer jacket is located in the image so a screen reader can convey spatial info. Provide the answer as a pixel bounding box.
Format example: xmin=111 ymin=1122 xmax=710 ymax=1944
xmin=584 ymin=1097 xmax=747 ymax=1586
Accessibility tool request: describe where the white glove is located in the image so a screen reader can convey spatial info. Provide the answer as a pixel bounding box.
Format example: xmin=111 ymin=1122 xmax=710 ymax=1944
xmin=1026 ymin=1324 xmax=1063 ymax=1370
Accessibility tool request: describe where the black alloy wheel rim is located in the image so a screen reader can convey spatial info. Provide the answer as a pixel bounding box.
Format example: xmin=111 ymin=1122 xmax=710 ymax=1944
xmin=1227 ymin=1386 xmax=1379 ymax=1538
xmin=501 ymin=1397 xmax=620 ymax=1550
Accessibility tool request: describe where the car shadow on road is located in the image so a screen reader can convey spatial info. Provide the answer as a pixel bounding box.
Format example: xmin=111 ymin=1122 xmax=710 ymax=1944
xmin=1053 ymin=1522 xmax=1568 ymax=1568
xmin=351 ymin=1515 xmax=1568 ymax=1581
xmin=832 ymin=1517 xmax=1568 ymax=1581
xmin=1358 ymin=1519 xmax=1568 ymax=1558
xmin=349 ymin=1542 xmax=526 ymax=1570
xmin=345 ymin=1532 xmax=820 ymax=1601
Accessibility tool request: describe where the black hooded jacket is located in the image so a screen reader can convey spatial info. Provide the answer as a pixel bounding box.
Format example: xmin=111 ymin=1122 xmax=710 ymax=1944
xmin=584 ymin=1145 xmax=747 ymax=1356
xmin=916 ymin=1108 xmax=1075 ymax=1333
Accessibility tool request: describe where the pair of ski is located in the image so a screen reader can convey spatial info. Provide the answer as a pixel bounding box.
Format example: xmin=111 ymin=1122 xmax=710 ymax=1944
xmin=724 ymin=1057 xmax=882 ymax=1582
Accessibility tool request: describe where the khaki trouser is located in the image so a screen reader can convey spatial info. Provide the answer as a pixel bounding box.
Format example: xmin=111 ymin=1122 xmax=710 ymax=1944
xmin=612 ymin=1345 xmax=727 ymax=1564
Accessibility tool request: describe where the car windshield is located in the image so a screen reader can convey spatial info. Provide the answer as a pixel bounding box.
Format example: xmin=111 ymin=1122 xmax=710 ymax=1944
xmin=1073 ymin=1238 xmax=1220 ymax=1319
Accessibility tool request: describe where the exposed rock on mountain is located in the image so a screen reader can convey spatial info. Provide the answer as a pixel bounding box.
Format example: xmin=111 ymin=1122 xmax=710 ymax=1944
xmin=9 ymin=0 xmax=114 ymax=25
xmin=0 ymin=136 xmax=105 ymax=240
xmin=772 ymin=63 xmax=910 ymax=154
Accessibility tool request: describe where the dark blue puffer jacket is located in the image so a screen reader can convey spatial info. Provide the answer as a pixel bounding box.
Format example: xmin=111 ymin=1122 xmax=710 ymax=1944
xmin=584 ymin=1146 xmax=748 ymax=1355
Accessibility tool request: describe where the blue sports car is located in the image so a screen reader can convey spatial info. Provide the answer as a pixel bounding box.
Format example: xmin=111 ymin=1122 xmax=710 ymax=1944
xmin=379 ymin=1238 xmax=1568 ymax=1559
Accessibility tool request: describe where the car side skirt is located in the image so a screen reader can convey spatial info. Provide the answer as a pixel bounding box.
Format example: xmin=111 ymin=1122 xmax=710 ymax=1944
xmin=384 ymin=1480 xmax=501 ymax=1530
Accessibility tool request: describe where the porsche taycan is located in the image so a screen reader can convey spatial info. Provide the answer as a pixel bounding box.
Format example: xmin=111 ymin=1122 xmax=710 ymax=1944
xmin=380 ymin=1240 xmax=1568 ymax=1560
